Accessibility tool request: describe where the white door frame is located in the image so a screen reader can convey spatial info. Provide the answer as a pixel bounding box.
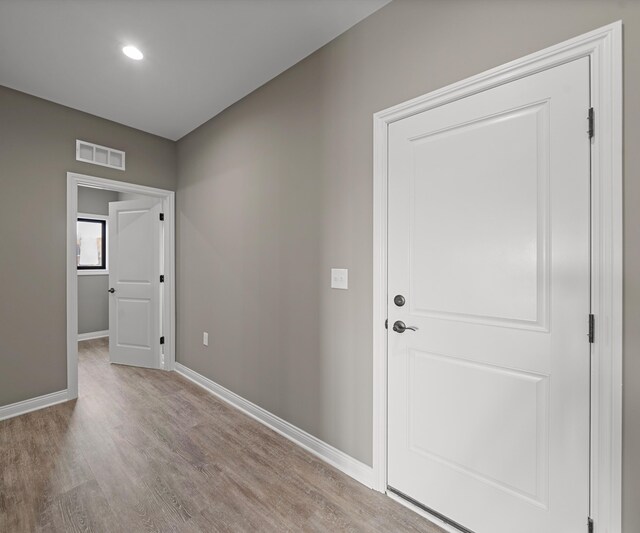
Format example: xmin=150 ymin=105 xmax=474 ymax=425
xmin=66 ymin=172 xmax=176 ymax=398
xmin=372 ymin=22 xmax=622 ymax=533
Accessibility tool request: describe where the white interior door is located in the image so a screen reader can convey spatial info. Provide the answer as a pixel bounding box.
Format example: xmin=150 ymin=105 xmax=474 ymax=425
xmin=387 ymin=57 xmax=591 ymax=533
xmin=108 ymin=198 xmax=162 ymax=369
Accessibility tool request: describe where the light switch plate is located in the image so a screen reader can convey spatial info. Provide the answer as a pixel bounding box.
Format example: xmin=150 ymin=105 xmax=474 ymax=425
xmin=331 ymin=268 xmax=348 ymax=290
xmin=203 ymin=332 xmax=209 ymax=346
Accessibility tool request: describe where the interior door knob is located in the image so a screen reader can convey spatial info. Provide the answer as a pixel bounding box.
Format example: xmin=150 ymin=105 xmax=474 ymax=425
xmin=108 ymin=288 xmax=116 ymax=293
xmin=392 ymin=320 xmax=418 ymax=333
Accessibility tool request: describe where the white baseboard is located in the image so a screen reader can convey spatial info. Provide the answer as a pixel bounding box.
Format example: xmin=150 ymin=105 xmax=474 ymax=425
xmin=77 ymin=330 xmax=108 ymax=341
xmin=0 ymin=390 xmax=70 ymax=422
xmin=174 ymin=362 xmax=375 ymax=489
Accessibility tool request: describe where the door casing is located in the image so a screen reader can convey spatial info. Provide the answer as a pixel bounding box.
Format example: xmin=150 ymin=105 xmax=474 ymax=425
xmin=372 ymin=22 xmax=622 ymax=533
xmin=66 ymin=173 xmax=176 ymax=398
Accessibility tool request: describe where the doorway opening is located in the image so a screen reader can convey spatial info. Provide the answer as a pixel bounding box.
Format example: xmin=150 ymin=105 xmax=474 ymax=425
xmin=66 ymin=173 xmax=176 ymax=400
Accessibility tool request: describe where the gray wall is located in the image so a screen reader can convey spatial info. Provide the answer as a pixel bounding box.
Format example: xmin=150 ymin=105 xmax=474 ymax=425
xmin=77 ymin=187 xmax=119 ymax=335
xmin=78 ymin=186 xmax=119 ymax=217
xmin=77 ymin=275 xmax=110 ymax=335
xmin=175 ymin=1 xmax=640 ymax=530
xmin=117 ymin=192 xmax=148 ymax=202
xmin=0 ymin=85 xmax=176 ymax=406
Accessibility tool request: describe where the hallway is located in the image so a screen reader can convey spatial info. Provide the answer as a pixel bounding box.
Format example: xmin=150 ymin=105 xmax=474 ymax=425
xmin=0 ymin=339 xmax=441 ymax=532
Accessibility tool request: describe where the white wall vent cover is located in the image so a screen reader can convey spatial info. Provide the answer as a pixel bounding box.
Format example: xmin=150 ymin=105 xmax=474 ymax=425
xmin=76 ymin=140 xmax=125 ymax=171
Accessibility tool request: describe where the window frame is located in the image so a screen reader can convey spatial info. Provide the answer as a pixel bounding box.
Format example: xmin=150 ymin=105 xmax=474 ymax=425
xmin=77 ymin=216 xmax=107 ymax=271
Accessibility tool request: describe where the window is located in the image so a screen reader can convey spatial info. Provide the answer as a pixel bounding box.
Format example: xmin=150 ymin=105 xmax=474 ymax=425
xmin=77 ymin=218 xmax=107 ymax=270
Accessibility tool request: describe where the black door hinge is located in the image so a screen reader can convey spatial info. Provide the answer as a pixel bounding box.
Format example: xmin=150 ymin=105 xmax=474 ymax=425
xmin=160 ymin=336 xmax=165 ymax=345
xmin=589 ymin=314 xmax=595 ymax=344
xmin=159 ymin=213 xmax=165 ymax=221
xmin=160 ymin=275 xmax=165 ymax=283
xmin=588 ymin=517 xmax=594 ymax=533
xmin=588 ymin=107 xmax=595 ymax=139
xmin=385 ymin=319 xmax=388 ymax=330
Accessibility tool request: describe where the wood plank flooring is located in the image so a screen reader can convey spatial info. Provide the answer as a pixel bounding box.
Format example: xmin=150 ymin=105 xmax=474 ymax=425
xmin=0 ymin=338 xmax=444 ymax=532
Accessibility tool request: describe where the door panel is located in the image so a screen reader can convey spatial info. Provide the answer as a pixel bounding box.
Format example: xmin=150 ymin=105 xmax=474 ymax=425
xmin=407 ymin=350 xmax=548 ymax=505
xmin=115 ymin=208 xmax=156 ymax=282
xmin=108 ymin=199 xmax=161 ymax=369
xmin=115 ymin=298 xmax=152 ymax=348
xmin=409 ymin=102 xmax=547 ymax=328
xmin=387 ymin=57 xmax=590 ymax=533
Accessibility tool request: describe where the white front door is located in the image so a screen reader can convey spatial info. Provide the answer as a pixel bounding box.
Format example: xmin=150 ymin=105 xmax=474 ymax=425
xmin=108 ymin=198 xmax=162 ymax=369
xmin=387 ymin=57 xmax=591 ymax=533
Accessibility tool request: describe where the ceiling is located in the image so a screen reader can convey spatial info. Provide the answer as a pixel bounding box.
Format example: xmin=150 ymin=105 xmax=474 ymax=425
xmin=0 ymin=0 xmax=390 ymax=140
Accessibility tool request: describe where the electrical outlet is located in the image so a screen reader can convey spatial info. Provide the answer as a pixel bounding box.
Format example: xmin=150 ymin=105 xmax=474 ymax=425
xmin=331 ymin=268 xmax=348 ymax=290
xmin=203 ymin=332 xmax=209 ymax=346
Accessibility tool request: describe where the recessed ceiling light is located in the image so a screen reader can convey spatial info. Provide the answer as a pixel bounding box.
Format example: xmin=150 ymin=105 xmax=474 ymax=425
xmin=122 ymin=45 xmax=143 ymax=60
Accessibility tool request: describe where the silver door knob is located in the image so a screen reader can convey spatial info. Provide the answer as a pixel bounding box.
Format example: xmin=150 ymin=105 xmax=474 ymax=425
xmin=108 ymin=288 xmax=116 ymax=293
xmin=392 ymin=320 xmax=418 ymax=333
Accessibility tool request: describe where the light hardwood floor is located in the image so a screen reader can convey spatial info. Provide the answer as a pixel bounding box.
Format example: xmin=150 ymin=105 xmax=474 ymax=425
xmin=0 ymin=338 xmax=443 ymax=532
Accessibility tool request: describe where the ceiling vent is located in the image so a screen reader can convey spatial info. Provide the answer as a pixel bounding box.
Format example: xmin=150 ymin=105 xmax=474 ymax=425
xmin=76 ymin=140 xmax=125 ymax=171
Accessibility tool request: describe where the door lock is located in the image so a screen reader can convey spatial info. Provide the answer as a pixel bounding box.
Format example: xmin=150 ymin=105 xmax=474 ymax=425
xmin=392 ymin=320 xmax=418 ymax=333
xmin=394 ymin=294 xmax=406 ymax=307
xmin=108 ymin=288 xmax=116 ymax=293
